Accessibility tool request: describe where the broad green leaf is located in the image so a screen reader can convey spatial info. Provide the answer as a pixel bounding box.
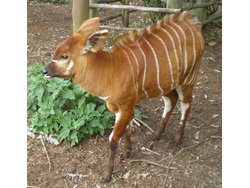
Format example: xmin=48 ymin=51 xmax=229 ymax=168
xmin=34 ymin=87 xmax=44 ymax=102
xmin=62 ymin=89 xmax=75 ymax=100
xmin=58 ymin=128 xmax=70 ymax=140
xmin=78 ymin=97 xmax=86 ymax=108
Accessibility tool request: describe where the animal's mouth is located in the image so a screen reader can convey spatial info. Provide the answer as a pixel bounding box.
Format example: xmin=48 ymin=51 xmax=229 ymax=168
xmin=44 ymin=75 xmax=52 ymax=78
xmin=42 ymin=69 xmax=56 ymax=78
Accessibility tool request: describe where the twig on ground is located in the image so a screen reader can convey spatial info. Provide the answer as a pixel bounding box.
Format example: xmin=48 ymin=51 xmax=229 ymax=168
xmin=40 ymin=136 xmax=51 ymax=172
xmin=27 ymin=186 xmax=41 ymax=188
xmin=210 ymin=135 xmax=222 ymax=139
xmin=163 ymin=138 xmax=209 ymax=188
xmin=62 ymin=173 xmax=89 ymax=179
xmin=133 ymin=118 xmax=141 ymax=127
xmin=130 ymin=159 xmax=177 ymax=170
xmin=188 ymin=152 xmax=221 ymax=164
xmin=141 ymin=147 xmax=161 ymax=156
xmin=134 ymin=117 xmax=154 ymax=133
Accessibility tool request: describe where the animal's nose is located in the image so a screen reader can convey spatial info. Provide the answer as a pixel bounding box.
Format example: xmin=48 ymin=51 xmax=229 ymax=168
xmin=42 ymin=69 xmax=48 ymax=75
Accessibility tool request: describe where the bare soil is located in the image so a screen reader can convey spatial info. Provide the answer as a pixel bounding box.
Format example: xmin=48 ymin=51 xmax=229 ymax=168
xmin=27 ymin=1 xmax=222 ymax=187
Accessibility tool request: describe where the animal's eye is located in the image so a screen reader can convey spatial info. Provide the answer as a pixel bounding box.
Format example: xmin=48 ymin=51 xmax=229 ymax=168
xmin=60 ymin=55 xmax=68 ymax=60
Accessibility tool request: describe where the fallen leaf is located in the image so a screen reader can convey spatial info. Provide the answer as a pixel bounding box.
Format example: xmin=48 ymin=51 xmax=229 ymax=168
xmin=122 ymin=171 xmax=130 ymax=179
xmin=213 ymin=114 xmax=219 ymax=118
xmin=208 ymin=41 xmax=217 ymax=46
xmin=138 ymin=173 xmax=150 ymax=178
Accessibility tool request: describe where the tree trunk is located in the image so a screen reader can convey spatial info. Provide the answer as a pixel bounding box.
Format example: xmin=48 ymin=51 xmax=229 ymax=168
xmin=89 ymin=0 xmax=98 ymax=19
xmin=122 ymin=0 xmax=129 ymax=27
xmin=195 ymin=0 xmax=209 ymax=22
xmin=72 ymin=0 xmax=89 ymax=33
xmin=166 ymin=0 xmax=183 ymax=9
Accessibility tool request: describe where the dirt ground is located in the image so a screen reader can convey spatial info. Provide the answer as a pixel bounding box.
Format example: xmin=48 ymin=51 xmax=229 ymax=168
xmin=27 ymin=1 xmax=222 ymax=187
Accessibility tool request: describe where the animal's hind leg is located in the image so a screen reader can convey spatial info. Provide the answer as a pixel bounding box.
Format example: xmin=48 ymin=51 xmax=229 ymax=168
xmin=123 ymin=121 xmax=132 ymax=159
xmin=154 ymin=89 xmax=179 ymax=140
xmin=175 ymin=85 xmax=194 ymax=144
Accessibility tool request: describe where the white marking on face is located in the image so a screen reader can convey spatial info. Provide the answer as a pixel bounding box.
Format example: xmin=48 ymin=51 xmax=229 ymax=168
xmin=162 ymin=96 xmax=172 ymax=118
xmin=52 ymin=60 xmax=58 ymax=63
xmin=64 ymin=60 xmax=74 ymax=76
xmin=44 ymin=75 xmax=51 ymax=78
xmin=98 ymin=96 xmax=109 ymax=101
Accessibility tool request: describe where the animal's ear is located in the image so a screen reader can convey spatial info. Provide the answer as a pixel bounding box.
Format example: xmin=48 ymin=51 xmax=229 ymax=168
xmin=83 ymin=30 xmax=109 ymax=54
xmin=76 ymin=17 xmax=99 ymax=37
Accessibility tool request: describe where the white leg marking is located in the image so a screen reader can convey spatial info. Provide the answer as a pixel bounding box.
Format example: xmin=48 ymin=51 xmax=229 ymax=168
xmin=109 ymin=130 xmax=114 ymax=142
xmin=152 ymin=32 xmax=174 ymax=89
xmin=137 ymin=42 xmax=149 ymax=98
xmin=162 ymin=96 xmax=172 ymax=118
xmin=176 ymin=86 xmax=190 ymax=121
xmin=180 ymin=102 xmax=190 ymax=121
xmin=115 ymin=112 xmax=121 ymax=123
xmin=143 ymin=38 xmax=164 ymax=96
xmin=64 ymin=60 xmax=74 ymax=76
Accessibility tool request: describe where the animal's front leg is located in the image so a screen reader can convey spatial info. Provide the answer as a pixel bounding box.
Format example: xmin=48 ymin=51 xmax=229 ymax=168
xmin=103 ymin=109 xmax=134 ymax=182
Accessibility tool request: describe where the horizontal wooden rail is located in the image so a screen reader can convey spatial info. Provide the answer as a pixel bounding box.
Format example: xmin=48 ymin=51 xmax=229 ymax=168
xmin=89 ymin=3 xmax=181 ymax=13
xmin=99 ymin=25 xmax=133 ymax=31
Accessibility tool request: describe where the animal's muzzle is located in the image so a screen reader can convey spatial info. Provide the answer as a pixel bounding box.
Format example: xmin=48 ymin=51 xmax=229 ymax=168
xmin=42 ymin=68 xmax=52 ymax=78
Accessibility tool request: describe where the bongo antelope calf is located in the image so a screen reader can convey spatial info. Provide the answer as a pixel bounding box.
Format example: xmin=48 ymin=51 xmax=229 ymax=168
xmin=43 ymin=11 xmax=204 ymax=182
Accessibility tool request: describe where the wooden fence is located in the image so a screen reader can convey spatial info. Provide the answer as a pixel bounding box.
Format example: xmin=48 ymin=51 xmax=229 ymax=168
xmin=73 ymin=0 xmax=221 ymax=33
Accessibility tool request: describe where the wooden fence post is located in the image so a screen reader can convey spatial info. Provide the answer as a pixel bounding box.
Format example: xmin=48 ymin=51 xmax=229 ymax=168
xmin=89 ymin=0 xmax=98 ymax=18
xmin=72 ymin=0 xmax=89 ymax=33
xmin=122 ymin=0 xmax=129 ymax=27
xmin=195 ymin=0 xmax=208 ymax=22
xmin=166 ymin=0 xmax=183 ymax=9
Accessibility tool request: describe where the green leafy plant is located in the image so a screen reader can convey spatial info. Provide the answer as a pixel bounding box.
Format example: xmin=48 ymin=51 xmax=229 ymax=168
xmin=28 ymin=63 xmax=143 ymax=146
xmin=143 ymin=0 xmax=166 ymax=22
xmin=27 ymin=63 xmax=114 ymax=146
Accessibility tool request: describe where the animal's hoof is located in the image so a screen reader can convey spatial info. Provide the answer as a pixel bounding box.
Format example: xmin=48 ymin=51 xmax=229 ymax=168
xmin=174 ymin=129 xmax=184 ymax=144
xmin=121 ymin=150 xmax=131 ymax=161
xmin=101 ymin=176 xmax=112 ymax=183
xmin=153 ymin=133 xmax=161 ymax=140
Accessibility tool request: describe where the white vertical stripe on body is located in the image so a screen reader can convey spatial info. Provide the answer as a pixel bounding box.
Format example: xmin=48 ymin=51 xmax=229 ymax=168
xmin=121 ymin=48 xmax=138 ymax=92
xmin=151 ymin=33 xmax=174 ymax=89
xmin=182 ymin=22 xmax=196 ymax=86
xmin=137 ymin=41 xmax=149 ymax=98
xmin=143 ymin=38 xmax=164 ymax=96
xmin=171 ymin=22 xmax=188 ymax=75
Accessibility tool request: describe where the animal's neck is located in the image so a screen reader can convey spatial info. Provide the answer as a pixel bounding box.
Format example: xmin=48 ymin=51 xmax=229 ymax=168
xmin=73 ymin=50 xmax=116 ymax=98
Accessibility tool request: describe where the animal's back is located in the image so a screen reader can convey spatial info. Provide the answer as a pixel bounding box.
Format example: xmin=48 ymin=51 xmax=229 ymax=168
xmin=112 ymin=11 xmax=204 ymax=99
